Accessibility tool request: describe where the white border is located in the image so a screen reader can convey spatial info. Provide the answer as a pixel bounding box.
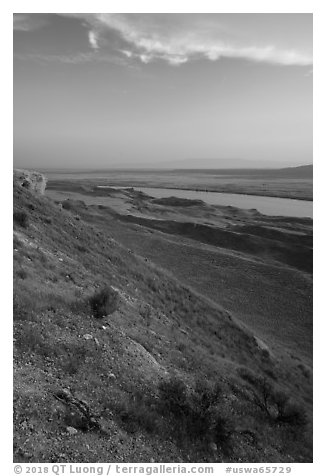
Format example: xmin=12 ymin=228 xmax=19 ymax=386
xmin=5 ymin=2 xmax=323 ymax=474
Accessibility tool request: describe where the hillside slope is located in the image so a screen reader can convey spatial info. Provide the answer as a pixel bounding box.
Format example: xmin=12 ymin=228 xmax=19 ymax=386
xmin=13 ymin=173 xmax=312 ymax=463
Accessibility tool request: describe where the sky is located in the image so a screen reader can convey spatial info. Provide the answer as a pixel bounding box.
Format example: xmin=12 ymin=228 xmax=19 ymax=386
xmin=13 ymin=13 xmax=313 ymax=169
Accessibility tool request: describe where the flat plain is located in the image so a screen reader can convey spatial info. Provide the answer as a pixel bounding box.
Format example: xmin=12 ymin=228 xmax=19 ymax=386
xmin=45 ymin=167 xmax=313 ymax=200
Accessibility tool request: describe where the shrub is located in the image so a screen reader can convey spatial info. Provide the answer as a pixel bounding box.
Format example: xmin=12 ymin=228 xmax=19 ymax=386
xmin=15 ymin=323 xmax=53 ymax=358
xmin=60 ymin=345 xmax=88 ymax=376
xmin=158 ymin=377 xmax=232 ymax=452
xmin=13 ymin=294 xmax=36 ymax=322
xmin=13 ymin=301 xmax=29 ymax=322
xmin=13 ymin=211 xmax=29 ymax=228
xmin=13 ymin=235 xmax=21 ymax=249
xmin=192 ymin=379 xmax=223 ymax=412
xmin=187 ymin=381 xmax=231 ymax=451
xmin=62 ymin=200 xmax=73 ymax=210
xmin=103 ymin=377 xmax=232 ymax=455
xmin=241 ymin=372 xmax=307 ymax=426
xmin=77 ymin=244 xmax=87 ymax=253
xmin=88 ymin=286 xmax=119 ymax=318
xmin=16 ymin=268 xmax=28 ymax=280
xmin=139 ymin=304 xmax=151 ymax=324
xmin=158 ymin=377 xmax=189 ymax=417
xmin=273 ymin=391 xmax=307 ymax=426
xmin=113 ymin=396 xmax=158 ymax=434
xmin=211 ymin=415 xmax=233 ymax=454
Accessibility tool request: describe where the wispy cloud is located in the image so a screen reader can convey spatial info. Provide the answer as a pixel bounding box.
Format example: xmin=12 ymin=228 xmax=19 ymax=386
xmin=14 ymin=13 xmax=313 ymax=68
xmin=13 ymin=13 xmax=48 ymax=31
xmin=88 ymin=30 xmax=99 ymax=50
xmin=81 ymin=13 xmax=312 ymax=67
xmin=13 ymin=51 xmax=129 ymax=66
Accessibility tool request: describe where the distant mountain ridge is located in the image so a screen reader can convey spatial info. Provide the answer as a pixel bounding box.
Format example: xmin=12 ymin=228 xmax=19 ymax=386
xmin=173 ymin=164 xmax=313 ymax=179
xmin=165 ymin=158 xmax=312 ymax=170
xmin=23 ymin=160 xmax=313 ymax=173
xmin=275 ymin=164 xmax=313 ymax=178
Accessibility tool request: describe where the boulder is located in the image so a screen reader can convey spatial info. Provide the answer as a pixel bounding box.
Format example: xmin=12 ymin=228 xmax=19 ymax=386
xmin=14 ymin=169 xmax=47 ymax=194
xmin=66 ymin=426 xmax=78 ymax=435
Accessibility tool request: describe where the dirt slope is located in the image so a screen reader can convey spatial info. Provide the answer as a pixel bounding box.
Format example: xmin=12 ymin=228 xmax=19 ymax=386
xmin=13 ymin=173 xmax=312 ymax=463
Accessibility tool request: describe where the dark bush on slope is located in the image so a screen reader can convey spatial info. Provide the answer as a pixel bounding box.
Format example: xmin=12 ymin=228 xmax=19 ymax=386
xmin=88 ymin=286 xmax=119 ymax=318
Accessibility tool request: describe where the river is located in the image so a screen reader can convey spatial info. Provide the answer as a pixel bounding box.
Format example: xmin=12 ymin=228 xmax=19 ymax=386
xmin=132 ymin=187 xmax=313 ymax=218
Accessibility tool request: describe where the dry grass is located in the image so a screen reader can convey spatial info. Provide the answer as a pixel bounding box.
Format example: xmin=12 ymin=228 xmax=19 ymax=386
xmin=13 ymin=177 xmax=312 ymax=463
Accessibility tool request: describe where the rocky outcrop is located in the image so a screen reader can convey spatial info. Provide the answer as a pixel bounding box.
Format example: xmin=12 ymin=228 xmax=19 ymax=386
xmin=14 ymin=169 xmax=47 ymax=195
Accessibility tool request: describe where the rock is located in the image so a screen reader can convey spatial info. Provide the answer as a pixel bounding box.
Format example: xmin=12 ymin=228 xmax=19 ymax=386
xmin=254 ymin=336 xmax=273 ymax=358
xmin=14 ymin=169 xmax=47 ymax=194
xmin=209 ymin=442 xmax=218 ymax=452
xmin=66 ymin=426 xmax=78 ymax=435
xmin=83 ymin=334 xmax=93 ymax=340
xmin=22 ymin=452 xmax=33 ymax=459
xmin=54 ymin=388 xmax=101 ymax=432
xmin=94 ymin=337 xmax=100 ymax=346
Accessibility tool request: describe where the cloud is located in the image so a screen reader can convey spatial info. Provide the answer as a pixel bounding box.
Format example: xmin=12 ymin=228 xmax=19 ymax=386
xmin=13 ymin=13 xmax=48 ymax=31
xmin=202 ymin=44 xmax=312 ymax=66
xmin=14 ymin=13 xmax=312 ymax=67
xmin=80 ymin=13 xmax=312 ymax=67
xmin=121 ymin=50 xmax=133 ymax=58
xmin=88 ymin=30 xmax=99 ymax=50
xmin=13 ymin=51 xmax=129 ymax=66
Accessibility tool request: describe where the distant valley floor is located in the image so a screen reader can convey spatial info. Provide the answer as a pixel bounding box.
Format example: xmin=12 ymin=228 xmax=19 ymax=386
xmin=46 ymin=181 xmax=313 ymax=367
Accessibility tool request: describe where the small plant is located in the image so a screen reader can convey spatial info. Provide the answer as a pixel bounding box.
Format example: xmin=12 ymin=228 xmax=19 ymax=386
xmin=88 ymin=286 xmax=119 ymax=318
xmin=157 ymin=377 xmax=232 ymax=453
xmin=13 ymin=298 xmax=29 ymax=322
xmin=13 ymin=294 xmax=36 ymax=322
xmin=273 ymin=391 xmax=307 ymax=426
xmin=77 ymin=244 xmax=87 ymax=253
xmin=192 ymin=379 xmax=223 ymax=412
xmin=60 ymin=346 xmax=88 ymax=376
xmin=113 ymin=396 xmax=158 ymax=434
xmin=15 ymin=323 xmax=53 ymax=358
xmin=13 ymin=211 xmax=29 ymax=228
xmin=187 ymin=380 xmax=231 ymax=451
xmin=62 ymin=200 xmax=73 ymax=210
xmin=13 ymin=235 xmax=21 ymax=249
xmin=16 ymin=268 xmax=28 ymax=280
xmin=140 ymin=304 xmax=151 ymax=325
xmin=241 ymin=372 xmax=307 ymax=426
xmin=158 ymin=377 xmax=189 ymax=417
